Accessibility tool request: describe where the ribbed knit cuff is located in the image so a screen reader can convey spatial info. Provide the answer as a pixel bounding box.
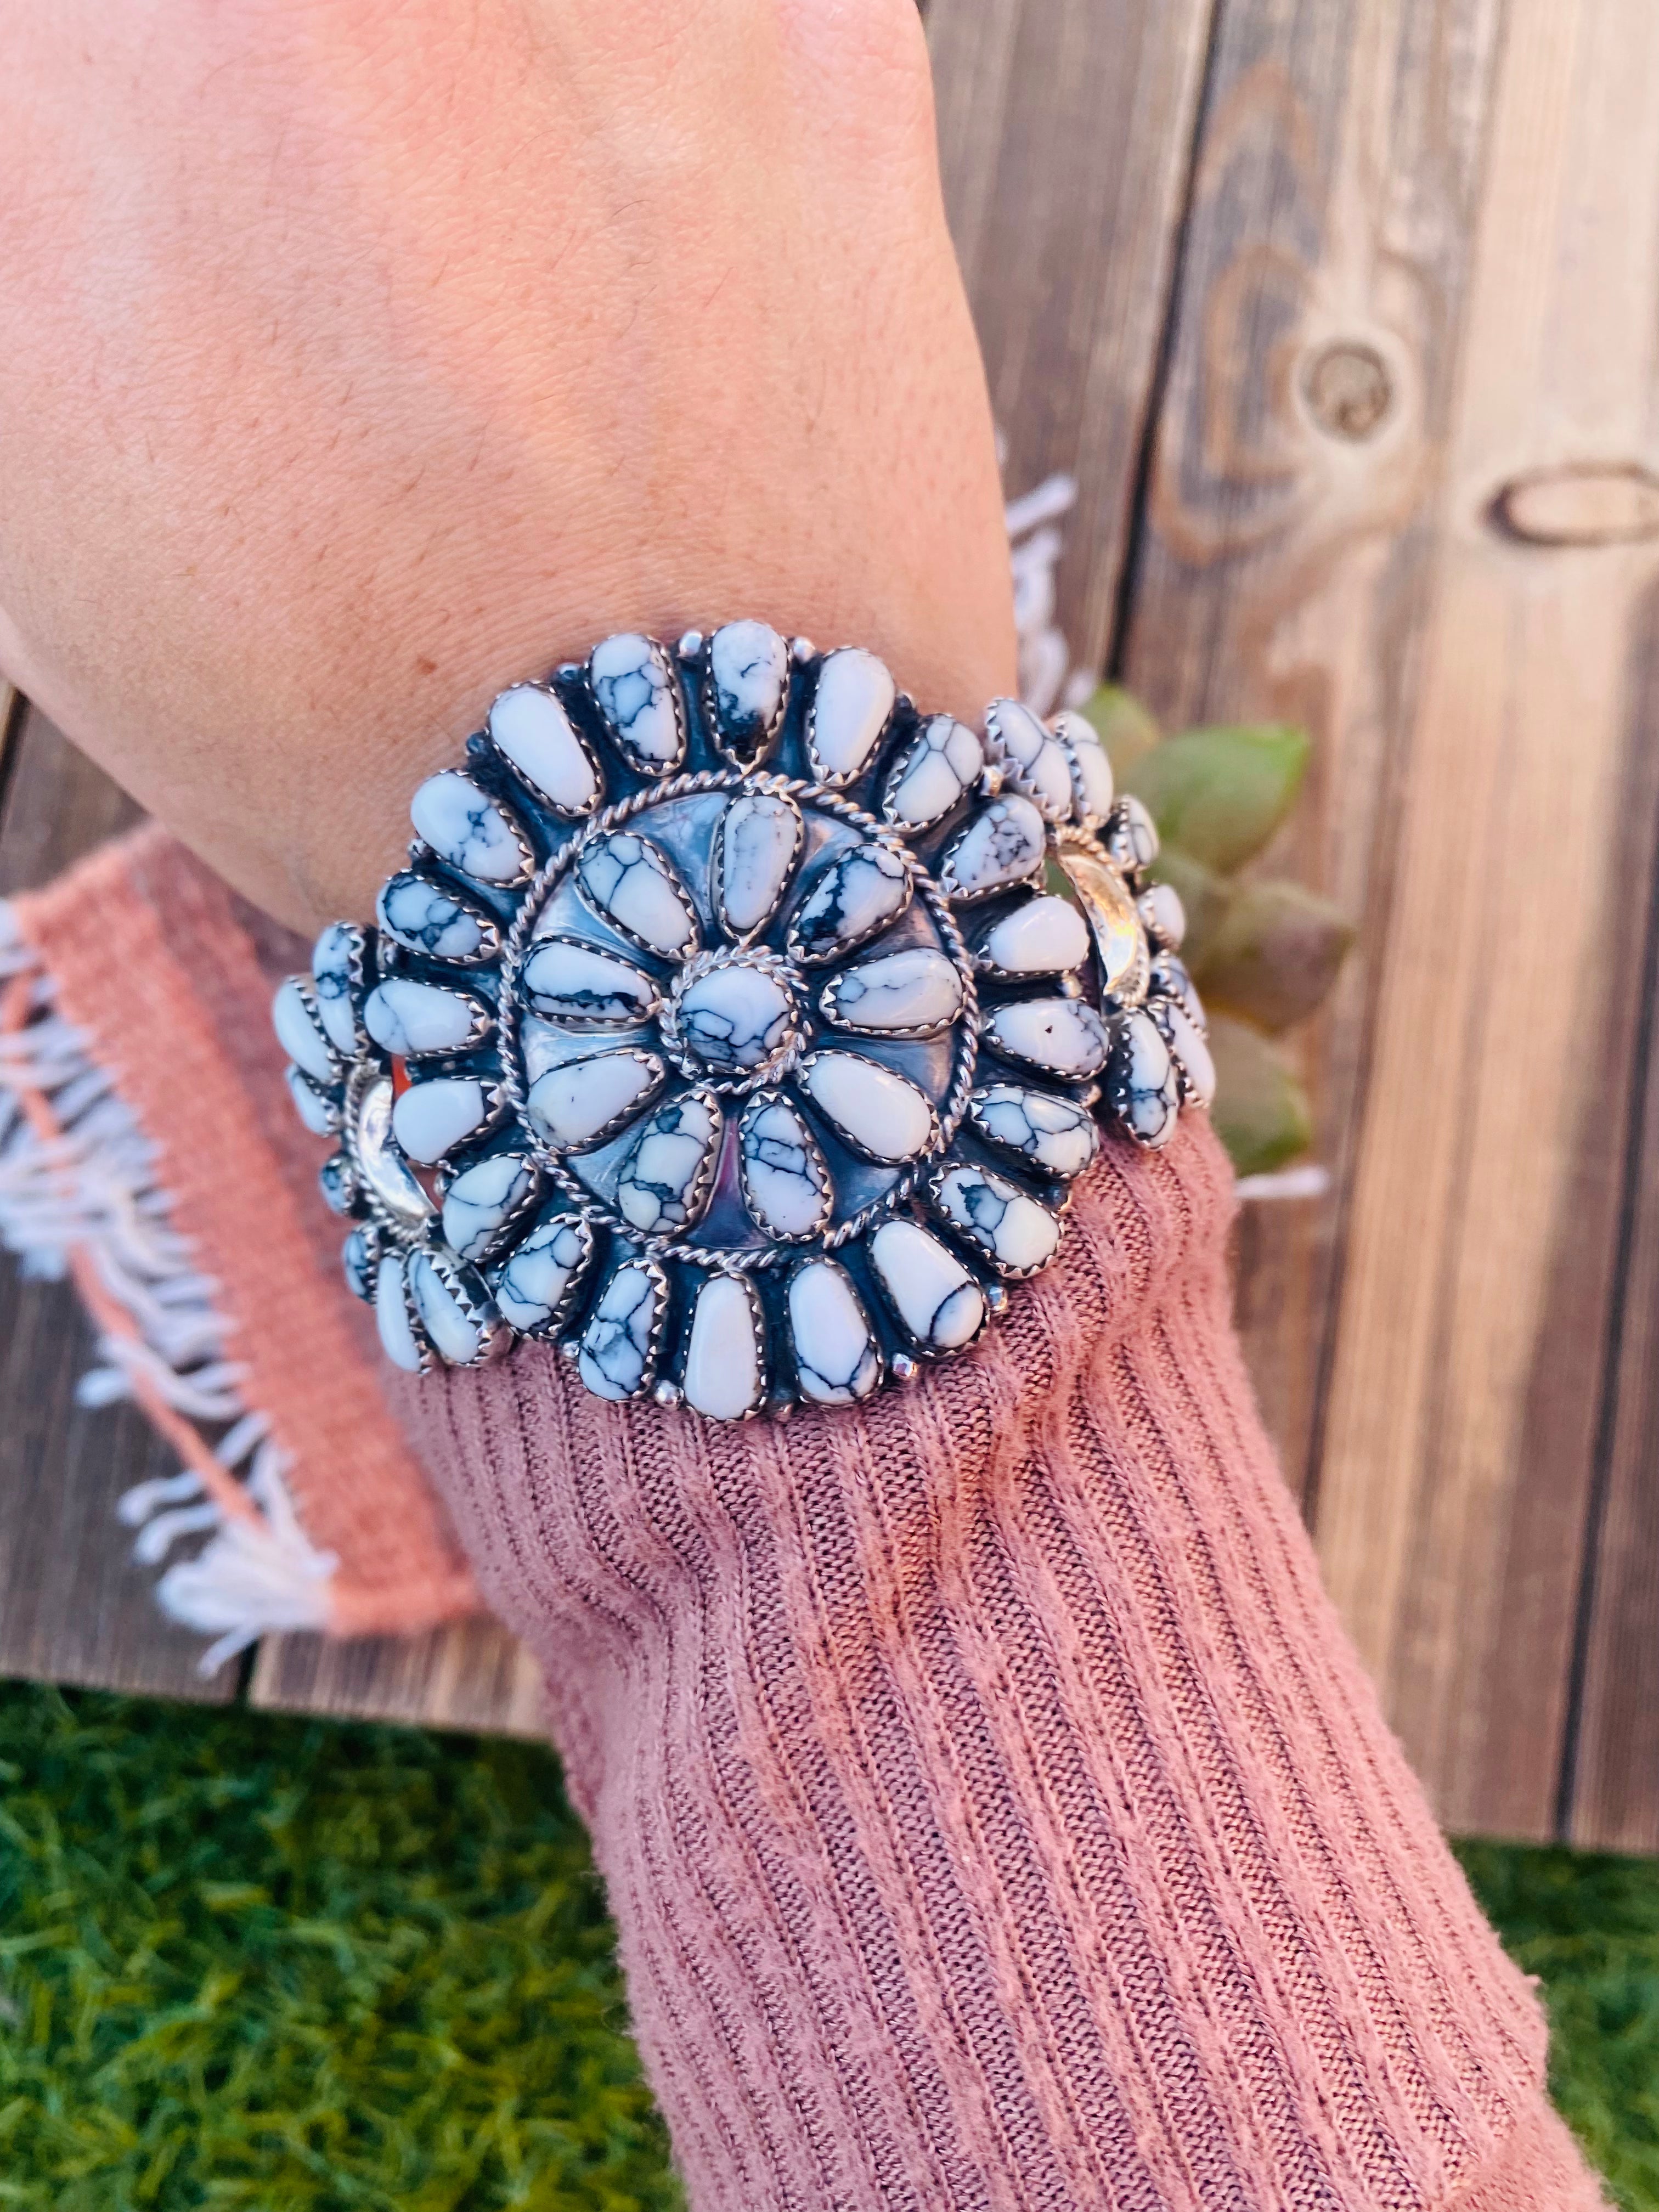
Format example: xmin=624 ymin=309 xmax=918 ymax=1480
xmin=408 ymin=1120 xmax=1606 ymax=2212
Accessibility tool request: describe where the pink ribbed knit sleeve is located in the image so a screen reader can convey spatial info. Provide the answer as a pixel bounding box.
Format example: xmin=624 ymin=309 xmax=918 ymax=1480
xmin=409 ymin=1120 xmax=1606 ymax=2211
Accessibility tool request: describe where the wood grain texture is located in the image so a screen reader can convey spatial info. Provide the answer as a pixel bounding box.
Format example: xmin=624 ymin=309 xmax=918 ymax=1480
xmin=0 ymin=710 xmax=237 ymax=1699
xmin=249 ymin=1617 xmax=548 ymax=1737
xmin=1125 ymin=0 xmax=1659 ymax=1843
xmin=928 ymin=0 xmax=1217 ymax=679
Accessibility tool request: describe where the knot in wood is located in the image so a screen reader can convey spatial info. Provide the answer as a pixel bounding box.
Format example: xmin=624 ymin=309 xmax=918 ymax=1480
xmin=1302 ymin=341 xmax=1392 ymax=442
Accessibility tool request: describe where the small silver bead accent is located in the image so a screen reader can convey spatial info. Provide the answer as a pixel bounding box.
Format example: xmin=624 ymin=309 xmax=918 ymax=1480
xmin=768 ymin=1393 xmax=795 ymax=1424
xmin=1080 ymin=1082 xmax=1102 ymax=1109
xmin=558 ymin=1335 xmax=582 ymax=1362
xmin=1058 ymin=973 xmax=1082 ymax=998
xmin=892 ymin=1352 xmax=918 ymax=1382
xmin=790 ymin=635 xmax=816 ymax=663
xmin=979 ymin=763 xmax=1005 ymax=798
xmin=653 ymin=1379 xmax=683 ymax=1408
xmin=678 ymin=629 xmax=704 ymax=658
xmin=986 ymin=1283 xmax=1009 ymax=1314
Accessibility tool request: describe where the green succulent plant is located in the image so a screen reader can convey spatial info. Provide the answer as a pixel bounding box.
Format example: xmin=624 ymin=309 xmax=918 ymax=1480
xmin=1077 ymin=686 xmax=1353 ymax=1177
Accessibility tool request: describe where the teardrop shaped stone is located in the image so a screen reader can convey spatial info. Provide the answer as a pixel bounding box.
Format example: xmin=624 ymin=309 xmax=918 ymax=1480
xmin=285 ymin=1064 xmax=339 ymax=1137
xmin=408 ymin=1250 xmax=491 ymax=1365
xmin=940 ymin=795 xmax=1047 ymax=901
xmin=589 ymin=633 xmax=685 ymax=772
xmin=882 ymin=714 xmax=985 ymax=832
xmin=377 ymin=871 xmax=500 ymax=966
xmin=986 ymin=997 xmax=1110 ymax=1080
xmin=713 ymin=791 xmax=802 ymax=938
xmin=391 ymin=1073 xmax=495 ymax=1164
xmin=310 ymin=923 xmax=364 ymax=1056
xmin=1108 ymin=1008 xmax=1181 ymax=1148
xmin=809 ymin=647 xmax=895 ymax=782
xmin=985 ymin=699 xmax=1075 ymax=821
xmin=800 ymin=1052 xmax=936 ymax=1163
xmin=441 ymin=1152 xmax=540 ymax=1264
xmin=488 ymin=682 xmax=603 ymax=814
xmin=526 ymin=1049 xmax=664 ymax=1151
xmin=682 ymin=1273 xmax=765 ymax=1419
xmin=738 ymin=1094 xmax=833 ymax=1239
xmin=1159 ymin=997 xmax=1216 ymax=1107
xmin=1103 ymin=794 xmax=1160 ymax=874
xmin=272 ymin=977 xmax=335 ymax=1085
xmin=354 ymin=1074 xmax=435 ymax=1226
xmin=1050 ymin=709 xmax=1115 ymax=822
xmin=375 ymin=1252 xmax=426 ymax=1374
xmin=969 ymin=1085 xmax=1099 ymax=1180
xmin=579 ymin=1261 xmax=665 ymax=1401
xmin=491 ymin=1213 xmax=594 ymax=1334
xmin=341 ymin=1225 xmax=377 ymax=1303
xmin=788 ymin=1259 xmax=881 ymax=1405
xmin=933 ymin=1165 xmax=1060 ymax=1277
xmin=979 ymin=896 xmax=1090 ymax=977
xmin=577 ymin=832 xmax=700 ymax=957
xmin=410 ymin=770 xmax=531 ymax=886
xmin=708 ymin=621 xmax=789 ymax=761
xmin=868 ymin=1219 xmax=986 ymax=1351
xmin=364 ymin=977 xmax=487 ymax=1059
xmin=521 ymin=938 xmax=661 ymax=1028
xmin=820 ymin=946 xmax=963 ymax=1035
xmin=788 ymin=840 xmax=911 ymax=964
xmin=1138 ymin=880 xmax=1186 ymax=950
xmin=616 ymin=1090 xmax=721 ymax=1235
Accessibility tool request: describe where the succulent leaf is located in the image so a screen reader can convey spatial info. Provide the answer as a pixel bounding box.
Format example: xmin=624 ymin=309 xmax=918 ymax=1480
xmin=1207 ymin=1014 xmax=1313 ymax=1176
xmin=1124 ymin=724 xmax=1310 ymax=874
xmin=1195 ymin=879 xmax=1354 ymax=1033
xmin=1075 ymin=684 xmax=1162 ymax=779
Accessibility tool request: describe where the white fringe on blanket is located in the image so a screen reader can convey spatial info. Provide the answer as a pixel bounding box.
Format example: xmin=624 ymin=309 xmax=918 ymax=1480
xmin=0 ymin=904 xmax=335 ymax=1671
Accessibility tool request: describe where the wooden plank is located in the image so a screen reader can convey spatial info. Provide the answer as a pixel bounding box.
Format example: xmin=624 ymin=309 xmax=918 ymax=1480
xmin=249 ymin=1617 xmax=547 ymax=1737
xmin=1122 ymin=0 xmax=1659 ymax=1845
xmin=928 ymin=0 xmax=1218 ymax=682
xmin=0 ymin=708 xmax=238 ymax=1699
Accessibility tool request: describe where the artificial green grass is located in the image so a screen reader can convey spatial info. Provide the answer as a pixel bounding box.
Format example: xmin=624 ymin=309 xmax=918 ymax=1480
xmin=0 ymin=1682 xmax=1655 ymax=2210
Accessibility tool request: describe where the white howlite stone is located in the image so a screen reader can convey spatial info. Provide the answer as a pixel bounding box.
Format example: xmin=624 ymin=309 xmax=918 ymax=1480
xmin=285 ymin=1065 xmax=338 ymax=1137
xmin=319 ymin=1154 xmax=357 ymax=1217
xmin=442 ymin=1153 xmax=538 ymax=1264
xmin=673 ymin=961 xmax=795 ymax=1074
xmin=942 ymin=795 xmax=1047 ymax=900
xmin=801 ymin=1052 xmax=935 ymax=1163
xmin=492 ymin=1214 xmax=591 ymax=1333
xmin=809 ymin=647 xmax=895 ymax=781
xmin=364 ymin=977 xmax=482 ymax=1059
xmin=579 ymin=1263 xmax=663 ymax=1400
xmin=682 ymin=1274 xmax=764 ymax=1419
xmin=986 ymin=699 xmax=1075 ymax=821
xmin=981 ymin=896 xmax=1090 ymax=977
xmin=969 ymin=1085 xmax=1099 ymax=1180
xmin=526 ymin=1051 xmax=662 ymax=1150
xmin=1105 ymin=793 xmax=1160 ymax=873
xmin=1150 ymin=953 xmax=1206 ymax=1031
xmin=1138 ymin=880 xmax=1187 ymax=950
xmin=378 ymin=872 xmax=495 ymax=964
xmin=341 ymin=1226 xmax=376 ymax=1303
xmin=391 ymin=1074 xmax=493 ymax=1165
xmin=589 ymin=633 xmax=684 ymax=770
xmin=708 ymin=621 xmax=789 ymax=755
xmin=375 ymin=1253 xmax=425 ymax=1373
xmin=1050 ymin=710 xmax=1115 ymax=822
xmin=272 ymin=978 xmax=335 ymax=1085
xmin=522 ymin=939 xmax=659 ymax=1028
xmin=410 ymin=770 xmax=528 ymax=885
xmin=738 ymin=1096 xmax=832 ymax=1239
xmin=356 ymin=1075 xmax=435 ymax=1226
xmin=882 ymin=715 xmax=985 ymax=832
xmin=788 ymin=1260 xmax=881 ymax=1404
xmin=869 ymin=1219 xmax=986 ymax=1351
xmin=488 ymin=682 xmax=602 ymax=813
xmin=988 ymin=997 xmax=1110 ymax=1079
xmin=821 ymin=947 xmax=963 ymax=1035
xmin=617 ymin=1091 xmax=720 ymax=1234
xmin=934 ymin=1166 xmax=1060 ymax=1276
xmin=311 ymin=924 xmax=362 ymax=1055
xmin=714 ymin=791 xmax=800 ymax=936
xmin=409 ymin=1252 xmax=486 ymax=1365
xmin=1113 ymin=1010 xmax=1181 ymax=1148
xmin=1162 ymin=998 xmax=1216 ymax=1107
xmin=578 ymin=833 xmax=698 ymax=956
xmin=789 ymin=840 xmax=910 ymax=963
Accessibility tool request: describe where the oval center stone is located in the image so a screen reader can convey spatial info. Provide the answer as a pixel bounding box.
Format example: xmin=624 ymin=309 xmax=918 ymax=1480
xmin=670 ymin=957 xmax=799 ymax=1078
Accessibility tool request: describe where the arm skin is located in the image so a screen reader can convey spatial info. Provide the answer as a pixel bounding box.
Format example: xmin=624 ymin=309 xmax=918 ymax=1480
xmin=0 ymin=0 xmax=1015 ymax=933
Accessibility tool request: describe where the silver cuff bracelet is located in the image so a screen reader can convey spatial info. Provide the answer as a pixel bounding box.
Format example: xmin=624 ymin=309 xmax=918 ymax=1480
xmin=273 ymin=622 xmax=1212 ymax=1419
